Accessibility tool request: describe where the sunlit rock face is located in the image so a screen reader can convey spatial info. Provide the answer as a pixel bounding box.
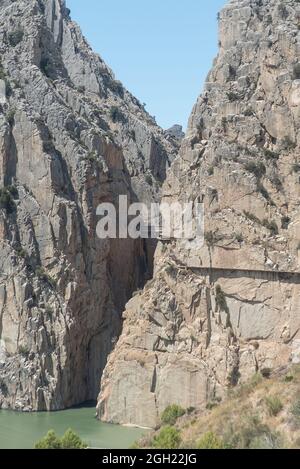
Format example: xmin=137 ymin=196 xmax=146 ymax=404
xmin=98 ymin=0 xmax=300 ymax=428
xmin=0 ymin=0 xmax=177 ymax=411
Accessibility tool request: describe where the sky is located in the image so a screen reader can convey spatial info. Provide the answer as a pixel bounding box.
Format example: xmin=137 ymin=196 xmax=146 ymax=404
xmin=67 ymin=0 xmax=226 ymax=130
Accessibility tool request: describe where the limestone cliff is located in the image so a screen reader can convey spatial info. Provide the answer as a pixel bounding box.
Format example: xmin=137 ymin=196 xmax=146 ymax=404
xmin=98 ymin=0 xmax=300 ymax=428
xmin=0 ymin=0 xmax=177 ymax=410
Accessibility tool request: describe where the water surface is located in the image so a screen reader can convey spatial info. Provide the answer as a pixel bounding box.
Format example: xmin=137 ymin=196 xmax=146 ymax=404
xmin=0 ymin=405 xmax=145 ymax=449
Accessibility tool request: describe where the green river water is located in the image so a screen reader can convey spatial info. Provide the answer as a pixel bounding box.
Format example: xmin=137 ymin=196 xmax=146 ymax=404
xmin=0 ymin=405 xmax=145 ymax=449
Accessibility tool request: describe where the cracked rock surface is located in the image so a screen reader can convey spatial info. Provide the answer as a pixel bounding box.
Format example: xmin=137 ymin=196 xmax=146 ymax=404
xmin=98 ymin=0 xmax=300 ymax=428
xmin=0 ymin=0 xmax=177 ymax=411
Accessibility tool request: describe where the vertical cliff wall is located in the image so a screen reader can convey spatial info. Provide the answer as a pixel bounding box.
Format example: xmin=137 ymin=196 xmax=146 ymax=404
xmin=0 ymin=0 xmax=177 ymax=410
xmin=98 ymin=0 xmax=300 ymax=428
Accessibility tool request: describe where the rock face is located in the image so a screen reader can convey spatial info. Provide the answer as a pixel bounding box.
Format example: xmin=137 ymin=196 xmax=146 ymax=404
xmin=0 ymin=0 xmax=177 ymax=410
xmin=165 ymin=125 xmax=185 ymax=143
xmin=98 ymin=0 xmax=300 ymax=428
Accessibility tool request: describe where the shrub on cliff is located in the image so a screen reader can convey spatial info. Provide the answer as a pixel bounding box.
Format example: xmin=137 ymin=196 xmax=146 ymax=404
xmin=8 ymin=29 xmax=24 ymax=47
xmin=161 ymin=404 xmax=186 ymax=426
xmin=152 ymin=426 xmax=181 ymax=449
xmin=197 ymin=432 xmax=226 ymax=449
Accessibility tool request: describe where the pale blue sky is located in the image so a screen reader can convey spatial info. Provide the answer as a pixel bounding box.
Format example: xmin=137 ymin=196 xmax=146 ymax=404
xmin=67 ymin=0 xmax=226 ymax=130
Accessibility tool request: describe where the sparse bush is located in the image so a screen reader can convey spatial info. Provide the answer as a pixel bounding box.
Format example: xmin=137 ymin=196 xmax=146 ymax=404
xmin=16 ymin=247 xmax=27 ymax=259
xmin=235 ymin=414 xmax=276 ymax=449
xmin=0 ymin=187 xmax=16 ymax=214
xmin=265 ymin=396 xmax=283 ymax=416
xmin=152 ymin=426 xmax=181 ymax=449
xmin=161 ymin=404 xmax=185 ymax=426
xmin=282 ymin=136 xmax=296 ymax=150
xmin=0 ymin=378 xmax=8 ymax=397
xmin=261 ymin=368 xmax=272 ymax=379
xmin=18 ymin=344 xmax=29 ymax=358
xmin=234 ymin=233 xmax=244 ymax=243
xmin=110 ymin=80 xmax=124 ymax=97
xmin=244 ymin=161 xmax=266 ymax=178
xmin=36 ymin=266 xmax=57 ymax=289
xmin=109 ymin=106 xmax=124 ymax=123
xmin=291 ymin=398 xmax=300 ymax=420
xmin=145 ymin=174 xmax=153 ymax=186
xmin=197 ymin=432 xmax=226 ymax=449
xmin=264 ymin=149 xmax=279 ymax=161
xmin=244 ymin=107 xmax=254 ymax=117
xmin=208 ymin=166 xmax=214 ymax=176
xmin=8 ymin=29 xmax=24 ymax=47
xmin=227 ymin=91 xmax=239 ymax=102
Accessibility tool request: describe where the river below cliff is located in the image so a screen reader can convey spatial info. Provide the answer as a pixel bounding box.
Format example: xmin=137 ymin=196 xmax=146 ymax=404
xmin=0 ymin=405 xmax=145 ymax=449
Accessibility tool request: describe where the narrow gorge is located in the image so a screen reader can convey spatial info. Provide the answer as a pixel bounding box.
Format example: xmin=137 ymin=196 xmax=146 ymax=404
xmin=98 ymin=0 xmax=300 ymax=428
xmin=0 ymin=0 xmax=299 ymax=436
xmin=0 ymin=0 xmax=177 ymax=411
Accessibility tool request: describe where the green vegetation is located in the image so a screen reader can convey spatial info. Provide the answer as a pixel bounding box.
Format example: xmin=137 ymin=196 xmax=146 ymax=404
xmin=109 ymin=106 xmax=124 ymax=123
xmin=110 ymin=80 xmax=124 ymax=97
xmin=35 ymin=429 xmax=87 ymax=449
xmin=0 ymin=186 xmax=17 ymax=214
xmin=8 ymin=29 xmax=24 ymax=47
xmin=35 ymin=266 xmax=57 ymax=289
xmin=227 ymin=91 xmax=239 ymax=102
xmin=291 ymin=397 xmax=300 ymax=420
xmin=135 ymin=367 xmax=300 ymax=449
xmin=234 ymin=233 xmax=243 ymax=243
xmin=264 ymin=149 xmax=279 ymax=161
xmin=0 ymin=378 xmax=8 ymax=397
xmin=197 ymin=432 xmax=226 ymax=449
xmin=152 ymin=426 xmax=181 ymax=449
xmin=145 ymin=174 xmax=153 ymax=186
xmin=161 ymin=405 xmax=185 ymax=426
xmin=18 ymin=344 xmax=30 ymax=358
xmin=6 ymin=108 xmax=16 ymax=126
xmin=265 ymin=396 xmax=283 ymax=416
xmin=16 ymin=247 xmax=28 ymax=259
xmin=244 ymin=161 xmax=266 ymax=178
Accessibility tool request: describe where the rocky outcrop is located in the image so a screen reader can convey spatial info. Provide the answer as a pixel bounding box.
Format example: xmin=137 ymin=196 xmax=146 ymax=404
xmin=98 ymin=0 xmax=300 ymax=428
xmin=165 ymin=125 xmax=185 ymax=143
xmin=0 ymin=0 xmax=177 ymax=410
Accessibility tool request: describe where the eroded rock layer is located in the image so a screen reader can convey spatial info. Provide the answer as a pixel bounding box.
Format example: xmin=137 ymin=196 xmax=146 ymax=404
xmin=98 ymin=0 xmax=300 ymax=428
